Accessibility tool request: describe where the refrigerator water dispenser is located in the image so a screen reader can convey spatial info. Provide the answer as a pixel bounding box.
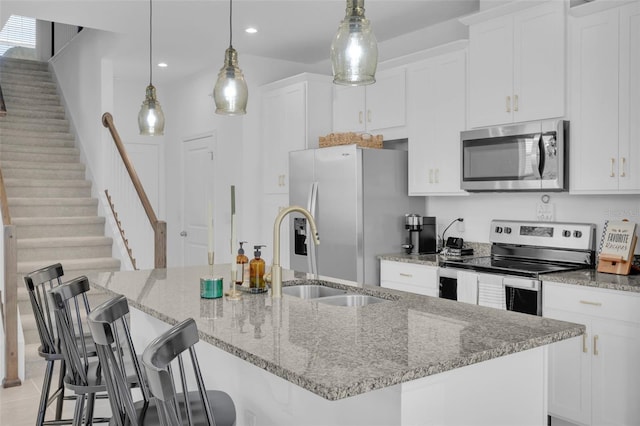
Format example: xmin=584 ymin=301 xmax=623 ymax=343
xmin=294 ymin=217 xmax=308 ymax=256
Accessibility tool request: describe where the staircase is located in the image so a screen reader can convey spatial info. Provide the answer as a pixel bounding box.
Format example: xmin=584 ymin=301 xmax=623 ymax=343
xmin=0 ymin=56 xmax=120 ymax=374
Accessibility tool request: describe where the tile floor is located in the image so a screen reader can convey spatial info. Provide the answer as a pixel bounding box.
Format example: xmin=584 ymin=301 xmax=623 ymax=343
xmin=0 ymin=345 xmax=112 ymax=425
xmin=0 ymin=286 xmax=114 ymax=425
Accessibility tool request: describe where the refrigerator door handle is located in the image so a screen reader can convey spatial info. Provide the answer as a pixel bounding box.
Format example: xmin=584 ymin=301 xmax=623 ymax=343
xmin=307 ymin=182 xmax=319 ymax=277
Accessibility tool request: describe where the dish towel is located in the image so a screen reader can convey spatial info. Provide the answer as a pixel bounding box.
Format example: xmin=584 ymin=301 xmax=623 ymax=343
xmin=478 ymin=275 xmax=506 ymax=310
xmin=456 ymin=271 xmax=478 ymax=304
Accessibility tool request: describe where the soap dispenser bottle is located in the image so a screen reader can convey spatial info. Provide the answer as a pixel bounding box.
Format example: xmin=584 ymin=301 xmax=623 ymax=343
xmin=249 ymin=245 xmax=266 ymax=292
xmin=235 ymin=241 xmax=249 ymax=285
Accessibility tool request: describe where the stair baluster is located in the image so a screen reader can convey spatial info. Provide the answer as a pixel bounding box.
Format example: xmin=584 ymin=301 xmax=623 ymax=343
xmin=104 ymin=190 xmax=137 ymax=270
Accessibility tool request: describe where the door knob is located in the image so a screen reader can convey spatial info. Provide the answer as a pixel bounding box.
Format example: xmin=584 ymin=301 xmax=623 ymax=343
xmin=180 ymin=231 xmax=187 ymax=237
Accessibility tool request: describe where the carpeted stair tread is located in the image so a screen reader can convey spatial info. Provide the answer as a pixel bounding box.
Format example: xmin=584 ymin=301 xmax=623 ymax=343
xmin=18 ymin=235 xmax=113 ymax=248
xmin=12 ymin=216 xmax=105 ymax=226
xmin=2 ymin=167 xmax=85 ymax=180
xmin=2 ymin=160 xmax=85 ymax=171
xmin=0 ymin=104 xmax=66 ymax=118
xmin=0 ymin=150 xmax=80 ymax=164
xmin=0 ymin=115 xmax=69 ymax=128
xmin=8 ymin=197 xmax=98 ymax=206
xmin=0 ymin=144 xmax=79 ymax=156
xmin=0 ymin=57 xmax=50 ymax=71
xmin=4 ymin=178 xmax=91 ymax=187
xmin=18 ymin=257 xmax=121 ymax=275
xmin=0 ymin=127 xmax=75 ymax=140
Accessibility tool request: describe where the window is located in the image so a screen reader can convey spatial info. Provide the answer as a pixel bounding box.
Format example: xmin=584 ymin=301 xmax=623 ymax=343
xmin=0 ymin=15 xmax=36 ymax=56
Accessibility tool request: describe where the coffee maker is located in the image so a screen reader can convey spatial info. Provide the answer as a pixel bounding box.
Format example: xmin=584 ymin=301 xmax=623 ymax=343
xmin=403 ymin=214 xmax=436 ymax=254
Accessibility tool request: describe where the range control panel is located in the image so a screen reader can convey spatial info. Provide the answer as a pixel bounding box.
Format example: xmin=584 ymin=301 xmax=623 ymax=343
xmin=490 ymin=220 xmax=596 ymax=251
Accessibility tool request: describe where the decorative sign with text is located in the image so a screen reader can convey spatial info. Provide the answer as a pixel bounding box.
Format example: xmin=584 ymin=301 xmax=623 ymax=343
xmin=599 ymin=220 xmax=637 ymax=262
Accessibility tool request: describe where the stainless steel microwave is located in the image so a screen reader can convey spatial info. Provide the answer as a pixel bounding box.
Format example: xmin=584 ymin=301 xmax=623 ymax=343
xmin=460 ymin=119 xmax=568 ymax=192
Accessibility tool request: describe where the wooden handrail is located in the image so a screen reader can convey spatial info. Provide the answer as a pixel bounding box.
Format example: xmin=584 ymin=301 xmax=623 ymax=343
xmin=0 ymin=167 xmax=20 ymax=387
xmin=102 ymin=112 xmax=166 ymax=268
xmin=0 ymin=84 xmax=6 ymax=117
xmin=0 ymin=168 xmax=10 ymax=226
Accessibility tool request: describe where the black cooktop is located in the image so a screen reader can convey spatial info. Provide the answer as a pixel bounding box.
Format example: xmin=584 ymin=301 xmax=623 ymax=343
xmin=441 ymin=256 xmax=586 ymax=278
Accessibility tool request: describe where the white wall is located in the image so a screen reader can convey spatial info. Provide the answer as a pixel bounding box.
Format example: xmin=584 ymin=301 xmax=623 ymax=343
xmin=50 ymin=28 xmax=118 ymax=193
xmin=160 ymin=55 xmax=310 ymax=267
xmin=427 ymin=193 xmax=640 ymax=253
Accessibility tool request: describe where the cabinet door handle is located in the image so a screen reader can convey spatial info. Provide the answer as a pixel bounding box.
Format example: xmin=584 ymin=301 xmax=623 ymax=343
xmin=593 ymin=335 xmax=599 ymax=356
xmin=399 ymin=273 xmax=413 ymax=278
xmin=621 ymin=157 xmax=627 ymax=178
xmin=514 ymin=94 xmax=519 ymax=112
xmin=367 ymin=109 xmax=372 ymax=123
xmin=610 ymin=158 xmax=616 ymax=177
xmin=506 ymin=96 xmax=511 ymax=113
xmin=582 ymin=332 xmax=588 ymax=353
xmin=579 ymin=300 xmax=602 ymax=307
xmin=359 ymin=111 xmax=363 ymax=124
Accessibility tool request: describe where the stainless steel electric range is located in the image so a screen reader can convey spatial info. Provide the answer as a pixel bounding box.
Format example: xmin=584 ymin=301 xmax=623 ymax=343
xmin=439 ymin=220 xmax=597 ymax=316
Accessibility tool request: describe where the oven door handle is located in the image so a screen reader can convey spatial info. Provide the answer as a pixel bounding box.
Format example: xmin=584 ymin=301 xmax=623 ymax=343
xmin=503 ymin=277 xmax=540 ymax=291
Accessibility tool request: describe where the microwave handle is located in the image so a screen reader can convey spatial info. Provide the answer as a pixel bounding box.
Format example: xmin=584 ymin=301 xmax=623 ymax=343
xmin=534 ymin=134 xmax=544 ymax=179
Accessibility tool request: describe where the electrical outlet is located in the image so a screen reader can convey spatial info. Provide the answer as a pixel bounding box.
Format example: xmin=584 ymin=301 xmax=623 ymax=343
xmin=456 ymin=220 xmax=465 ymax=233
xmin=536 ymin=203 xmax=555 ymax=221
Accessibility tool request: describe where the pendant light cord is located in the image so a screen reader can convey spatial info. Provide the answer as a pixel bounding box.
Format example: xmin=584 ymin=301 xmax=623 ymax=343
xmin=229 ymin=0 xmax=233 ymax=48
xmin=149 ymin=0 xmax=153 ymax=85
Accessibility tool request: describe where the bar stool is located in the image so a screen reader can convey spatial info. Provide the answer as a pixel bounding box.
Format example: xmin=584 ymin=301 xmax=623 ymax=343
xmin=141 ymin=318 xmax=236 ymax=426
xmin=87 ymin=295 xmax=156 ymax=425
xmin=24 ymin=263 xmax=77 ymax=426
xmin=48 ymin=276 xmax=111 ymax=426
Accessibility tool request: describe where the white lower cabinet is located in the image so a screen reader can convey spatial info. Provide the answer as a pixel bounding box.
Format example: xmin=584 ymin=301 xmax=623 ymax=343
xmin=380 ymin=260 xmax=439 ymax=297
xmin=544 ymin=280 xmax=640 ymax=426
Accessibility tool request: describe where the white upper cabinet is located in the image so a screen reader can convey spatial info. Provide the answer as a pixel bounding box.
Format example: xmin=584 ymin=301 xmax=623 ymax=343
xmin=332 ymin=68 xmax=406 ymax=138
xmin=570 ymin=1 xmax=640 ymax=194
xmin=467 ymin=1 xmax=566 ymax=128
xmin=261 ymin=74 xmax=332 ymax=195
xmin=407 ymin=46 xmax=467 ymax=196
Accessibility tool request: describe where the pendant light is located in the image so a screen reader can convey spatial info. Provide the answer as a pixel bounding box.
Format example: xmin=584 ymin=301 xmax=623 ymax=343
xmin=213 ymin=0 xmax=248 ymax=115
xmin=138 ymin=0 xmax=165 ymax=135
xmin=330 ymin=0 xmax=378 ymax=86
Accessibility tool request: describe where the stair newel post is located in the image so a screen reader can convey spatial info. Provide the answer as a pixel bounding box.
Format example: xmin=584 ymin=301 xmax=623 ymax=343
xmin=154 ymin=221 xmax=166 ymax=269
xmin=0 ymin=165 xmax=20 ymax=387
xmin=2 ymin=224 xmax=20 ymax=388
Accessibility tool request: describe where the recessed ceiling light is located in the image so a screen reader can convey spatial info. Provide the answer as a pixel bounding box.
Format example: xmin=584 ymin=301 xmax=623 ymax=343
xmin=245 ymin=27 xmax=258 ymax=34
xmin=157 ymin=62 xmax=168 ymax=68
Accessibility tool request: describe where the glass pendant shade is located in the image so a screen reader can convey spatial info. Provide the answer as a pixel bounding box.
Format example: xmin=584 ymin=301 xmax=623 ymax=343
xmin=138 ymin=0 xmax=165 ymax=135
xmin=138 ymin=84 xmax=165 ymax=136
xmin=331 ymin=0 xmax=378 ymax=86
xmin=214 ymin=47 xmax=248 ymax=115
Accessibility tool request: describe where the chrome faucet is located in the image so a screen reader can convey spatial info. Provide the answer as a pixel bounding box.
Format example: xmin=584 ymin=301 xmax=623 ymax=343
xmin=271 ymin=206 xmax=319 ymax=298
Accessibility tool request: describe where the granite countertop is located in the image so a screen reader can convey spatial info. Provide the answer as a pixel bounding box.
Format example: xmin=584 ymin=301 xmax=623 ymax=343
xmin=91 ymin=265 xmax=583 ymax=401
xmin=543 ymin=269 xmax=640 ymax=293
xmin=380 ymin=252 xmax=640 ymax=293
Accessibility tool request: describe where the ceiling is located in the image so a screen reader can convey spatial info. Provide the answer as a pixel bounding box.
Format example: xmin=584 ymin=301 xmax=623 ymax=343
xmin=2 ymin=1 xmax=480 ymax=83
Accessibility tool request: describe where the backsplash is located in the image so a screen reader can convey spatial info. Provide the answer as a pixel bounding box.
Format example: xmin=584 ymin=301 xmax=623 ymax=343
xmin=427 ymin=192 xmax=640 ymax=254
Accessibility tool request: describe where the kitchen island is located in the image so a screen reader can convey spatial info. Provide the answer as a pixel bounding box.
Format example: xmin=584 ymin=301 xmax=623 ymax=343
xmin=92 ymin=265 xmax=583 ymax=426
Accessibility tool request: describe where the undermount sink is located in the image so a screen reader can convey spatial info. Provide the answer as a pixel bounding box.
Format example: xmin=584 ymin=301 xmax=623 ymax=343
xmin=282 ymin=285 xmax=347 ymax=299
xmin=315 ymin=294 xmax=387 ymax=307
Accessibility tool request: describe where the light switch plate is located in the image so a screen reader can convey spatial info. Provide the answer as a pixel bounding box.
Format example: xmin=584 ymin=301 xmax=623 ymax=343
xmin=536 ymin=203 xmax=555 ymax=221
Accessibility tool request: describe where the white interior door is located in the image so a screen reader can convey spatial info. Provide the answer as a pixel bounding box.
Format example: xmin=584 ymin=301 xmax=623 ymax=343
xmin=182 ymin=133 xmax=216 ymax=266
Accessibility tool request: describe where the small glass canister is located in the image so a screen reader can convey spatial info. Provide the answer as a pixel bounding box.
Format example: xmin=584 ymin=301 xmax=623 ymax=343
xmin=200 ymin=276 xmax=223 ymax=299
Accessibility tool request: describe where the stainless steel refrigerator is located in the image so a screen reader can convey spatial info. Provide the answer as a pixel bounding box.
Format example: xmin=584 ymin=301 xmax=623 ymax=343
xmin=289 ymin=145 xmax=423 ymax=286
